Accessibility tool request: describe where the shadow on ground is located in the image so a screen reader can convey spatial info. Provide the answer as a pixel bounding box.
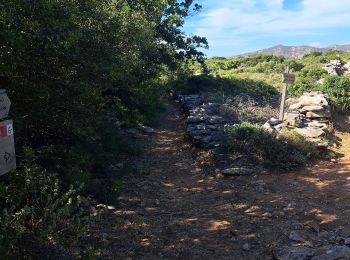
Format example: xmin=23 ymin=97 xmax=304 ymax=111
xmin=81 ymin=103 xmax=350 ymax=259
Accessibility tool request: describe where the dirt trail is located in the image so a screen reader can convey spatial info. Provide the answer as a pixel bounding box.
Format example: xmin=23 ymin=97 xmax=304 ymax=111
xmin=86 ymin=103 xmax=350 ymax=259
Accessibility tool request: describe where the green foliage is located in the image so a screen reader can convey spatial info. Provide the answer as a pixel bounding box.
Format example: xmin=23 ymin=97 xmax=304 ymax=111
xmin=0 ymin=0 xmax=207 ymax=256
xmin=174 ymin=74 xmax=279 ymax=102
xmin=0 ymin=148 xmax=87 ymax=256
xmin=322 ymin=76 xmax=350 ymax=111
xmin=227 ymin=122 xmax=319 ymax=170
xmin=80 ymin=245 xmax=98 ymax=260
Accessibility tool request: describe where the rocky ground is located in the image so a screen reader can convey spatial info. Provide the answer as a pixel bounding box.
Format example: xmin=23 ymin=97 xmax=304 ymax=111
xmin=79 ymin=101 xmax=350 ymax=260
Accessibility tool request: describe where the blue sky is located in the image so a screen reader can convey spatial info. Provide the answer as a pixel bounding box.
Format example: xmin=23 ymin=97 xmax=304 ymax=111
xmin=183 ymin=0 xmax=350 ymax=57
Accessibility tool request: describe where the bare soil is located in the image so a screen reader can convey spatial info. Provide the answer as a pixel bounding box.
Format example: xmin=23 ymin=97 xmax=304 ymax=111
xmin=84 ymin=103 xmax=350 ymax=259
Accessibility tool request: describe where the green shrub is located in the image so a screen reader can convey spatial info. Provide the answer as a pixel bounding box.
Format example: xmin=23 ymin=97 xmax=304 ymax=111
xmin=0 ymin=148 xmax=88 ymax=257
xmin=227 ymin=122 xmax=319 ymax=170
xmin=322 ymin=75 xmax=350 ymax=111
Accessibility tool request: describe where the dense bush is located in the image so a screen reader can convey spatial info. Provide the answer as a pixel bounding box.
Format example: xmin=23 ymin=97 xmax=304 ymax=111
xmin=0 ymin=0 xmax=207 ymax=255
xmin=227 ymin=122 xmax=319 ymax=170
xmin=0 ymin=148 xmax=87 ymax=257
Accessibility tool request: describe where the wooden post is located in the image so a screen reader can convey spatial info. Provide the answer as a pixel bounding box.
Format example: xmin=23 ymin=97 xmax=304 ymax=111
xmin=279 ymin=83 xmax=288 ymax=121
xmin=279 ymin=67 xmax=295 ymax=121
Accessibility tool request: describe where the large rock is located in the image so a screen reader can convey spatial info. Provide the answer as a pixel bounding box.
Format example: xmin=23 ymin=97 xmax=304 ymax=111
xmin=299 ymin=106 xmax=325 ymax=113
xmin=306 ymin=110 xmax=331 ymax=119
xmin=273 ymin=246 xmax=316 ymax=260
xmin=299 ymin=95 xmax=328 ymax=107
xmin=289 ymin=103 xmax=302 ymax=111
xmin=295 ymin=127 xmax=325 ymax=138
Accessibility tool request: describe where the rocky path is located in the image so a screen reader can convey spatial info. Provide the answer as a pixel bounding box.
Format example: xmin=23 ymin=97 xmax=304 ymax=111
xmin=84 ymin=103 xmax=350 ymax=259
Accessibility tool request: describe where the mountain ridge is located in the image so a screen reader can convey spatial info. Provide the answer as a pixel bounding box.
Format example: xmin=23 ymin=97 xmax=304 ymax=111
xmin=236 ymin=44 xmax=350 ymax=58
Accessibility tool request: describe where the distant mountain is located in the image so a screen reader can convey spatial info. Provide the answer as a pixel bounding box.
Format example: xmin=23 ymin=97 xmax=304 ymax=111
xmin=238 ymin=44 xmax=350 ymax=58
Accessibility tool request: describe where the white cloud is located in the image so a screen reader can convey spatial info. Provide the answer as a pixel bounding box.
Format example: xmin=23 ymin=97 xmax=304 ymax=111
xmin=194 ymin=0 xmax=350 ymax=49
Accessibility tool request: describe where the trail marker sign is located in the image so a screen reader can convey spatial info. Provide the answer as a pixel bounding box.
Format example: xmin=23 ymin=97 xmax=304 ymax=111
xmin=283 ymin=73 xmax=296 ymax=84
xmin=0 ymin=89 xmax=16 ymax=176
xmin=279 ymin=69 xmax=295 ymax=120
xmin=0 ymin=120 xmax=16 ymax=175
xmin=0 ymin=89 xmax=11 ymax=120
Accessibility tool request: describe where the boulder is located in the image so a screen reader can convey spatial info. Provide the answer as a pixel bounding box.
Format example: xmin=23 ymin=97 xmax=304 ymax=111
xmin=306 ymin=110 xmax=331 ymax=119
xmin=295 ymin=127 xmax=325 ymax=138
xmin=299 ymin=95 xmax=328 ymax=107
xmin=273 ymin=246 xmax=316 ymax=260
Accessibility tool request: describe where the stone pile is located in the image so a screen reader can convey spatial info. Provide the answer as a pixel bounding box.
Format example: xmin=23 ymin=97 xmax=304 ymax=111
xmin=323 ymin=60 xmax=342 ymax=75
xmin=177 ymin=94 xmax=227 ymax=149
xmin=263 ymin=91 xmax=331 ymax=148
xmin=323 ymin=60 xmax=350 ymax=75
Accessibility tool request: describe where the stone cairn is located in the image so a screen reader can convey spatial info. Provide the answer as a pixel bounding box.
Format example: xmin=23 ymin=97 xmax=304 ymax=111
xmin=323 ymin=60 xmax=350 ymax=76
xmin=263 ymin=91 xmax=331 ymax=148
xmin=177 ymin=94 xmax=228 ymax=149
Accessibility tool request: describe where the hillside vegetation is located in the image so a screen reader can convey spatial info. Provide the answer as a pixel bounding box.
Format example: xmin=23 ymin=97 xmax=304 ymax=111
xmin=183 ymin=50 xmax=350 ymax=111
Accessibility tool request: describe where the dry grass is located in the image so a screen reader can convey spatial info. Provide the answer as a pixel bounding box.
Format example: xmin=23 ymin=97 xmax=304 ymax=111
xmin=220 ymin=95 xmax=279 ymax=124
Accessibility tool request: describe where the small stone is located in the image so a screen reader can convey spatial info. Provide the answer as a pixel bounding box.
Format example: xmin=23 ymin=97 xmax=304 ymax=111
xmin=269 ymin=117 xmax=282 ymax=126
xmin=115 ymin=163 xmax=124 ymax=169
xmin=263 ymin=122 xmax=275 ymax=133
xmin=139 ymin=126 xmax=155 ymax=134
xmin=344 ymin=238 xmax=350 ymax=245
xmin=273 ymin=246 xmax=316 ymax=260
xmin=155 ymin=199 xmax=160 ymax=205
xmin=187 ymin=116 xmax=205 ymax=124
xmin=289 ymin=231 xmax=305 ymax=242
xmin=127 ymin=128 xmax=140 ymax=135
xmin=221 ymin=168 xmax=255 ymax=176
xmin=242 ymin=243 xmax=250 ymax=251
xmin=207 ymin=116 xmax=225 ymax=124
